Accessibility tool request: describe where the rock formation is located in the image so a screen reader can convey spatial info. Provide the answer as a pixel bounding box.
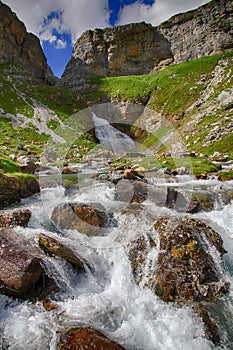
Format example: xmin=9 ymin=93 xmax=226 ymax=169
xmin=60 ymin=0 xmax=232 ymax=92
xmin=159 ymin=0 xmax=233 ymax=63
xmin=60 ymin=22 xmax=173 ymax=91
xmin=0 ymin=0 xmax=52 ymax=80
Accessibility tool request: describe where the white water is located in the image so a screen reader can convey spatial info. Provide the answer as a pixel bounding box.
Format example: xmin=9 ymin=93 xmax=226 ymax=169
xmin=1 ymin=171 xmax=233 ymax=349
xmin=92 ymin=113 xmax=136 ymax=154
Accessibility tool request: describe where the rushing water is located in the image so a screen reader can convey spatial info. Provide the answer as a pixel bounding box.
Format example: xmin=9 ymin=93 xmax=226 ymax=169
xmin=0 ymin=118 xmax=233 ymax=349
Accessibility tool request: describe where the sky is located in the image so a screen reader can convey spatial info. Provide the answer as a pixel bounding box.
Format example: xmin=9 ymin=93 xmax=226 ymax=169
xmin=3 ymin=0 xmax=211 ymax=78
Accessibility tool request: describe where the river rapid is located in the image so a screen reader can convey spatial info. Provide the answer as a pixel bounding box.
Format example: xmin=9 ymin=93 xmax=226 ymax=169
xmin=0 ymin=163 xmax=233 ymax=350
xmin=0 ymin=115 xmax=233 ymax=350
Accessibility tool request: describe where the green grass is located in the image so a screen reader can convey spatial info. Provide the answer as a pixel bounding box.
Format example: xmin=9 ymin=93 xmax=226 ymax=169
xmin=92 ymin=50 xmax=233 ymax=115
xmin=46 ymin=119 xmax=61 ymax=130
xmin=11 ymin=172 xmax=37 ymax=184
xmin=0 ymin=157 xmax=19 ymax=173
xmin=137 ymin=156 xmax=221 ymax=175
xmin=218 ymin=171 xmax=233 ymax=181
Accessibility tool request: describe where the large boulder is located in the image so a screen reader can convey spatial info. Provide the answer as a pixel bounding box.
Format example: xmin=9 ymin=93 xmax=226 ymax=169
xmin=39 ymin=233 xmax=85 ymax=270
xmin=0 ymin=235 xmax=43 ymax=297
xmin=115 ymin=179 xmax=200 ymax=213
xmin=0 ymin=173 xmax=21 ymax=207
xmin=20 ymin=177 xmax=40 ymax=198
xmin=17 ymin=156 xmax=37 ymax=174
xmin=0 ymin=208 xmax=31 ymax=227
xmin=59 ymin=327 xmax=126 ymax=350
xmin=128 ymin=217 xmax=229 ymax=303
xmin=51 ymin=202 xmax=107 ymax=236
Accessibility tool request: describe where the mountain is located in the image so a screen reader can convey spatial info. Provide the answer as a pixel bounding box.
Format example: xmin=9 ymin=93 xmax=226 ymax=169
xmin=60 ymin=0 xmax=233 ymax=92
xmin=0 ymin=0 xmax=53 ymax=81
xmin=0 ymin=0 xmax=232 ymax=166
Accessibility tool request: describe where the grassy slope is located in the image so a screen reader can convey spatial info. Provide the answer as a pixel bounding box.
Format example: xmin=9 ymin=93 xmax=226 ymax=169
xmin=0 ymin=62 xmax=93 ymax=159
xmin=92 ymin=50 xmax=233 ymax=158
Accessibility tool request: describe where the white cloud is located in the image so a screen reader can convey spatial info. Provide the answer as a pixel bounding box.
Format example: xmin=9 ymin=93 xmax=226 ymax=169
xmin=117 ymin=0 xmax=212 ymax=26
xmin=2 ymin=0 xmax=110 ymax=47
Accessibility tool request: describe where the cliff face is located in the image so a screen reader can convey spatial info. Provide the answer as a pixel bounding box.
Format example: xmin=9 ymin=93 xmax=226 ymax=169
xmin=61 ymin=22 xmax=173 ymax=91
xmin=159 ymin=0 xmax=233 ymax=63
xmin=61 ymin=0 xmax=232 ymax=92
xmin=0 ymin=1 xmax=52 ymax=80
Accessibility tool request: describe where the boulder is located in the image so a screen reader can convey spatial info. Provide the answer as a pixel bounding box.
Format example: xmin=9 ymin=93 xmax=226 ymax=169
xmin=0 ymin=173 xmax=21 ymax=207
xmin=39 ymin=233 xmax=85 ymax=270
xmin=20 ymin=178 xmax=40 ymax=198
xmin=115 ymin=179 xmax=200 ymax=213
xmin=51 ymin=202 xmax=107 ymax=236
xmin=0 ymin=235 xmax=43 ymax=297
xmin=128 ymin=217 xmax=229 ymax=303
xmin=17 ymin=156 xmax=37 ymax=174
xmin=61 ymin=166 xmax=81 ymax=174
xmin=59 ymin=327 xmax=126 ymax=350
xmin=0 ymin=208 xmax=31 ymax=227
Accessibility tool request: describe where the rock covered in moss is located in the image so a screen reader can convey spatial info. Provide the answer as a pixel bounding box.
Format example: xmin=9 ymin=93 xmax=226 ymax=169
xmin=59 ymin=327 xmax=126 ymax=350
xmin=128 ymin=217 xmax=229 ymax=303
xmin=154 ymin=217 xmax=229 ymax=302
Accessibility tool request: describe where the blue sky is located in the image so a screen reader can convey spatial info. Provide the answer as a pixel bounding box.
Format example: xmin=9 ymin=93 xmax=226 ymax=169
xmin=3 ymin=0 xmax=211 ymax=78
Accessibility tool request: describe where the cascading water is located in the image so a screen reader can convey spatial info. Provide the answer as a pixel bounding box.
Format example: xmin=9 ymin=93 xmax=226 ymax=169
xmin=1 ymin=131 xmax=233 ymax=349
xmin=92 ymin=113 xmax=136 ymax=154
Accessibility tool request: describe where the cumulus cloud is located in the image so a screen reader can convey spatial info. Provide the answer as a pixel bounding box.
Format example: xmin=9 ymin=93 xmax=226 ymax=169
xmin=3 ymin=0 xmax=110 ymax=47
xmin=117 ymin=0 xmax=212 ymax=26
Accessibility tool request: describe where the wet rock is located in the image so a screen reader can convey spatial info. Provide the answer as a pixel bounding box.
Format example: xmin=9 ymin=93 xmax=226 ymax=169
xmin=128 ymin=217 xmax=229 ymax=303
xmin=115 ymin=180 xmax=200 ymax=213
xmin=51 ymin=202 xmax=107 ymax=236
xmin=0 ymin=235 xmax=43 ymax=297
xmin=176 ymin=166 xmax=190 ymax=175
xmin=39 ymin=233 xmax=85 ymax=270
xmin=17 ymin=156 xmax=37 ymax=174
xmin=154 ymin=217 xmax=229 ymax=302
xmin=20 ymin=178 xmax=40 ymax=198
xmin=0 ymin=173 xmax=21 ymax=207
xmin=194 ymin=307 xmax=220 ymax=345
xmin=59 ymin=327 xmax=126 ymax=350
xmin=0 ymin=208 xmax=31 ymax=227
xmin=40 ymin=298 xmax=58 ymax=311
xmin=61 ymin=166 xmax=81 ymax=174
xmin=123 ymin=168 xmax=145 ymax=180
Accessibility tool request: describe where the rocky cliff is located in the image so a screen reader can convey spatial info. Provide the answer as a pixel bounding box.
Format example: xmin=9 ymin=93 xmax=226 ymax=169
xmin=0 ymin=0 xmax=52 ymax=80
xmin=159 ymin=0 xmax=233 ymax=63
xmin=61 ymin=0 xmax=232 ymax=92
xmin=61 ymin=22 xmax=173 ymax=91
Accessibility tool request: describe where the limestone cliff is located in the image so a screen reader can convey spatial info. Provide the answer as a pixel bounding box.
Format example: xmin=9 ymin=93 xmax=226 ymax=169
xmin=0 ymin=0 xmax=52 ymax=80
xmin=159 ymin=0 xmax=233 ymax=63
xmin=61 ymin=0 xmax=232 ymax=92
xmin=60 ymin=22 xmax=173 ymax=91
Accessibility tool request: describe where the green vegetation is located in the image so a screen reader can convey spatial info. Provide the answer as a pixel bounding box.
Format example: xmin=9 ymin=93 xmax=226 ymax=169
xmin=0 ymin=157 xmax=18 ymax=173
xmin=11 ymin=172 xmax=37 ymax=184
xmin=137 ymin=156 xmax=221 ymax=175
xmin=218 ymin=171 xmax=233 ymax=181
xmin=46 ymin=119 xmax=60 ymax=130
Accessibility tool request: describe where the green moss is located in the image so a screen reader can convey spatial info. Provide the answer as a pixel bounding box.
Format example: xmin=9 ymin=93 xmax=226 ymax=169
xmin=0 ymin=157 xmax=19 ymax=173
xmin=218 ymin=171 xmax=233 ymax=181
xmin=46 ymin=119 xmax=60 ymax=130
xmin=11 ymin=172 xmax=37 ymax=184
xmin=171 ymin=247 xmax=185 ymax=259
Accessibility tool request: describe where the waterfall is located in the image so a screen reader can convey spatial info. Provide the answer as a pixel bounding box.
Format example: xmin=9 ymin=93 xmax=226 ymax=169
xmin=92 ymin=113 xmax=135 ymax=154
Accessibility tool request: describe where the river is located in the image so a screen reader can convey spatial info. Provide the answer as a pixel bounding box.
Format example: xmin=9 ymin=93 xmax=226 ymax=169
xmin=0 ymin=116 xmax=232 ymax=349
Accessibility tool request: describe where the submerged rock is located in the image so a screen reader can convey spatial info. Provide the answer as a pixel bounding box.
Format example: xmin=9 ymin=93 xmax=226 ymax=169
xmin=39 ymin=233 xmax=85 ymax=270
xmin=0 ymin=208 xmax=31 ymax=227
xmin=128 ymin=217 xmax=229 ymax=303
xmin=51 ymin=202 xmax=107 ymax=236
xmin=59 ymin=327 xmax=126 ymax=350
xmin=0 ymin=235 xmax=42 ymax=297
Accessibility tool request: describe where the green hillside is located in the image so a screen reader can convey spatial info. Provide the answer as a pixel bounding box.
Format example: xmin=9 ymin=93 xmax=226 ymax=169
xmin=0 ymin=50 xmax=232 ymax=164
